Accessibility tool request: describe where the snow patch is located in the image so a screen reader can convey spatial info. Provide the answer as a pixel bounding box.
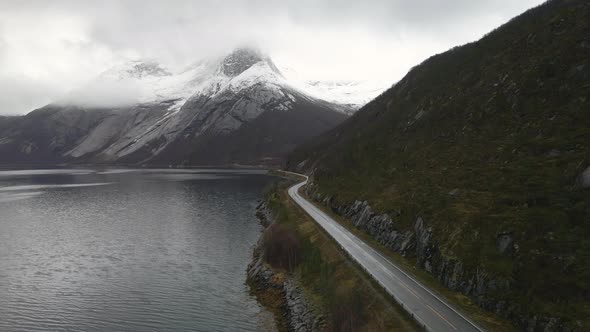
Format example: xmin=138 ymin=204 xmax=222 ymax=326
xmin=277 ymin=65 xmax=389 ymax=109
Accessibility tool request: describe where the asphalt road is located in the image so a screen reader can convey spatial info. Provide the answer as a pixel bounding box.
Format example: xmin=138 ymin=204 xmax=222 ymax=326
xmin=287 ymin=175 xmax=483 ymax=332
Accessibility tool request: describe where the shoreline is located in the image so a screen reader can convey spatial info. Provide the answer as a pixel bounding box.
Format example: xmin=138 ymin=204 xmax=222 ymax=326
xmin=247 ymin=200 xmax=324 ymax=332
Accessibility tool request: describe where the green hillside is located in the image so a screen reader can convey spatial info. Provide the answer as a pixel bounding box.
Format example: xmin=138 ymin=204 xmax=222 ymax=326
xmin=289 ymin=0 xmax=590 ymax=329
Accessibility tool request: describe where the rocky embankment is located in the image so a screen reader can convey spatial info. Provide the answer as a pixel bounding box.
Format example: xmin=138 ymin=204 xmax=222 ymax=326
xmin=247 ymin=202 xmax=324 ymax=332
xmin=304 ymin=181 xmax=580 ymax=332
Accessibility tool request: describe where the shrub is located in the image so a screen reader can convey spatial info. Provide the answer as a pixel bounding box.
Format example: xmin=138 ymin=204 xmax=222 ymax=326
xmin=262 ymin=224 xmax=301 ymax=271
xmin=329 ymin=287 xmax=364 ymax=332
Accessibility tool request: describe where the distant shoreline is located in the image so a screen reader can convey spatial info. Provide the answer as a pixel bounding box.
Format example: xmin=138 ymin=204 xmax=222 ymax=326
xmin=0 ymin=163 xmax=273 ymax=171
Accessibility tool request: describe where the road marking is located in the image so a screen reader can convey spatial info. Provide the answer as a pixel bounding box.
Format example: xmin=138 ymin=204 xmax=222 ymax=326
xmin=426 ymin=303 xmax=458 ymax=330
xmin=366 ymin=240 xmax=484 ymax=331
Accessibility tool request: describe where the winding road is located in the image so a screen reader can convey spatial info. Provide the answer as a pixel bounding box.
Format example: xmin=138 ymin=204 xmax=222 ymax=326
xmin=287 ymin=174 xmax=483 ymax=332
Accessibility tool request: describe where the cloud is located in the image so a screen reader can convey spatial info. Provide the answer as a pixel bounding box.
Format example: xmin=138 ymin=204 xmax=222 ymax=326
xmin=56 ymin=78 xmax=142 ymax=108
xmin=0 ymin=77 xmax=62 ymax=114
xmin=0 ymin=0 xmax=545 ymax=115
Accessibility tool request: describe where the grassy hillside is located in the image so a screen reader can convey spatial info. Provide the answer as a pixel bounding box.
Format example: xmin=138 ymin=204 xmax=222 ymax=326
xmin=289 ymin=0 xmax=590 ymax=328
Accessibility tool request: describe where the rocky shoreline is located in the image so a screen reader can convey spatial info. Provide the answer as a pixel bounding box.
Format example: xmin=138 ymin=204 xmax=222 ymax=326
xmin=247 ymin=202 xmax=324 ymax=332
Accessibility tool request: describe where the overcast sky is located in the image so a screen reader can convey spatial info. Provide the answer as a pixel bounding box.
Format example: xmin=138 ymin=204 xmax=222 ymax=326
xmin=0 ymin=0 xmax=545 ymax=115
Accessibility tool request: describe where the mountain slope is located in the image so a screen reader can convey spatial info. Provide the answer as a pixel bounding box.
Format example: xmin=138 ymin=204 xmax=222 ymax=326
xmin=152 ymin=89 xmax=345 ymax=166
xmin=288 ymin=0 xmax=590 ymax=329
xmin=0 ymin=48 xmax=347 ymax=166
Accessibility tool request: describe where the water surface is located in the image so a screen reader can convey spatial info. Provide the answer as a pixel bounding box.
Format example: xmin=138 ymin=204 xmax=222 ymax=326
xmin=0 ymin=169 xmax=274 ymax=331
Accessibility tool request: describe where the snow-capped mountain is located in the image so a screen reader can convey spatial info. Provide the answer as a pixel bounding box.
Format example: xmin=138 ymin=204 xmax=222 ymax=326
xmin=0 ymin=48 xmax=349 ymax=166
xmin=59 ymin=50 xmax=384 ymax=114
xmin=278 ymin=66 xmax=389 ymax=113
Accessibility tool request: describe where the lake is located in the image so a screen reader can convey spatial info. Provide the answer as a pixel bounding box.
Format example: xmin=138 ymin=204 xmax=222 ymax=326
xmin=0 ymin=168 xmax=275 ymax=331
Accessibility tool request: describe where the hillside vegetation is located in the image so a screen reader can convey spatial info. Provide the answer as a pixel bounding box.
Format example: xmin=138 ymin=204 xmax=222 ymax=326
xmin=289 ymin=0 xmax=590 ymax=328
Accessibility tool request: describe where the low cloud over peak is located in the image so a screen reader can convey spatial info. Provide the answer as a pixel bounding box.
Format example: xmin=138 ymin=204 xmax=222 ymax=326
xmin=0 ymin=0 xmax=545 ymax=115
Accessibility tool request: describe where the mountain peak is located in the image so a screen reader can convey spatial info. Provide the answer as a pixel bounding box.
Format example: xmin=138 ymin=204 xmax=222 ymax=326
xmin=124 ymin=60 xmax=171 ymax=79
xmin=220 ymin=47 xmax=278 ymax=77
xmin=98 ymin=60 xmax=171 ymax=82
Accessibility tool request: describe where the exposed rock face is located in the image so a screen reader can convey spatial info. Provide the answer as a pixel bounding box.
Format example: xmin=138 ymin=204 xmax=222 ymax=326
xmin=579 ymin=166 xmax=590 ymax=189
xmin=308 ymin=191 xmax=415 ymax=256
xmin=283 ymin=279 xmax=324 ymax=332
xmin=305 ymin=181 xmax=581 ymax=332
xmin=124 ymin=61 xmax=171 ymax=78
xmin=247 ymin=202 xmax=324 ymax=332
xmin=220 ymin=48 xmax=275 ymax=77
xmin=496 ymin=232 xmax=515 ymax=255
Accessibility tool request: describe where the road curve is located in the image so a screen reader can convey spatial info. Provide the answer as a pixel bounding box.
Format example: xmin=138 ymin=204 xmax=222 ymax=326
xmin=287 ymin=174 xmax=483 ymax=332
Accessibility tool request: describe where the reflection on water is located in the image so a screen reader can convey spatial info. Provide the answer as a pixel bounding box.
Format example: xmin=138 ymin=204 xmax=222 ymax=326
xmin=0 ymin=183 xmax=113 ymax=192
xmin=0 ymin=191 xmax=44 ymax=203
xmin=0 ymin=169 xmax=274 ymax=331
